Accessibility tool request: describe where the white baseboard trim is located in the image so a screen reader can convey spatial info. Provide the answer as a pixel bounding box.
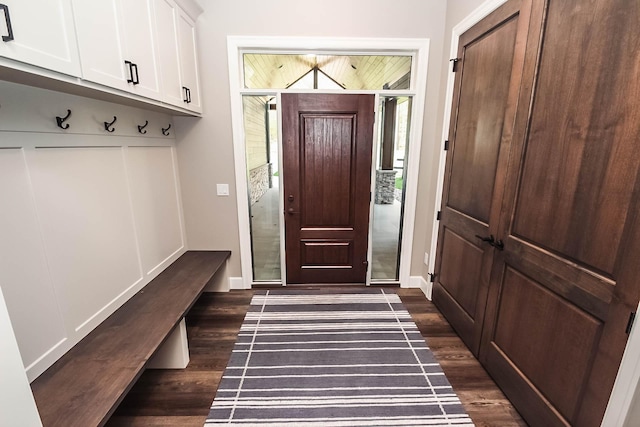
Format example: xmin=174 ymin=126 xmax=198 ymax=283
xmin=409 ymin=275 xmax=432 ymax=300
xmin=405 ymin=276 xmax=421 ymax=289
xmin=229 ymin=277 xmax=246 ymax=290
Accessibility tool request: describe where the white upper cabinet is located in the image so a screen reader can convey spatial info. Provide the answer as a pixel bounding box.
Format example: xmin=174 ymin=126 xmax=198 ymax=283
xmin=0 ymin=0 xmax=81 ymax=76
xmin=120 ymin=0 xmax=162 ymax=99
xmin=72 ymin=1 xmax=127 ymax=91
xmin=0 ymin=0 xmax=202 ymax=114
xmin=176 ymin=8 xmax=201 ymax=113
xmin=153 ymin=0 xmax=184 ymax=107
xmin=72 ymin=0 xmax=162 ymax=100
xmin=154 ymin=0 xmax=202 ymax=113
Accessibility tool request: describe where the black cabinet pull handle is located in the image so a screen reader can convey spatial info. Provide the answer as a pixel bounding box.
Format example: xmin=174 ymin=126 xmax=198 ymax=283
xmin=131 ymin=62 xmax=139 ymax=85
xmin=125 ymin=61 xmax=134 ymax=83
xmin=182 ymin=86 xmax=189 ymax=103
xmin=124 ymin=61 xmax=140 ymax=85
xmin=475 ymin=234 xmax=495 ymax=244
xmin=187 ymin=87 xmax=191 ymax=103
xmin=493 ymin=239 xmax=505 ymax=251
xmin=0 ymin=4 xmax=14 ymax=42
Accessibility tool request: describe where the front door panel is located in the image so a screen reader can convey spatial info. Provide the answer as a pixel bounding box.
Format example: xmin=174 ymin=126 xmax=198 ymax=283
xmin=282 ymin=94 xmax=374 ymax=284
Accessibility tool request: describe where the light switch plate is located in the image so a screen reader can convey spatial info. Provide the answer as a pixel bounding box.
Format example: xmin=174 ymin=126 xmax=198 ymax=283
xmin=216 ymin=184 xmax=229 ymax=196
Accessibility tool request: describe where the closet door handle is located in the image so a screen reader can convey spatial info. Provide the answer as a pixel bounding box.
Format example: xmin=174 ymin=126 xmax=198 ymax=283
xmin=475 ymin=234 xmax=495 ymax=244
xmin=475 ymin=234 xmax=504 ymax=250
xmin=0 ymin=4 xmax=14 ymax=42
xmin=125 ymin=60 xmax=134 ymax=83
xmin=131 ymin=62 xmax=140 ymax=85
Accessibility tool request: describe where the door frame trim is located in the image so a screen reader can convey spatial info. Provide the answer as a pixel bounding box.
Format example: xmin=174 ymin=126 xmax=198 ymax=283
xmin=602 ymin=300 xmax=640 ymax=425
xmin=227 ymin=36 xmax=430 ymax=288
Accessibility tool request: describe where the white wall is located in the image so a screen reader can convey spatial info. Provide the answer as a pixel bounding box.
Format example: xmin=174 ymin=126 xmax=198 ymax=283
xmin=174 ymin=0 xmax=448 ymax=281
xmin=625 ymin=387 xmax=640 ymax=426
xmin=0 ymin=81 xmax=187 ymax=381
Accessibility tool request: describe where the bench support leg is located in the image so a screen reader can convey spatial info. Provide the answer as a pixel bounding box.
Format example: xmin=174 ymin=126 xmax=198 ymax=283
xmin=147 ymin=318 xmax=190 ymax=369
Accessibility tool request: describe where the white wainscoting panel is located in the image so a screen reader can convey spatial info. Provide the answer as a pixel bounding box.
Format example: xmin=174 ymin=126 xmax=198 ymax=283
xmin=0 ymin=287 xmax=43 ymax=427
xmin=0 ymin=148 xmax=68 ymax=375
xmin=126 ymin=146 xmax=185 ymax=275
xmin=28 ymin=146 xmax=144 ymax=335
xmin=0 ymin=81 xmax=186 ymax=381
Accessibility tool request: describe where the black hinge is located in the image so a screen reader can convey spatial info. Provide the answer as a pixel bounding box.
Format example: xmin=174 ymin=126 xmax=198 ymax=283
xmin=428 ymin=273 xmax=436 ymax=283
xmin=444 ymin=140 xmax=450 ymax=151
xmin=450 ymin=58 xmax=461 ymax=72
xmin=626 ymin=311 xmax=636 ymax=334
xmin=437 ymin=211 xmax=442 ymax=220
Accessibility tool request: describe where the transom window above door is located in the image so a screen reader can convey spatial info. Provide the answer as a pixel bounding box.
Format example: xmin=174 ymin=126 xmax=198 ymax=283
xmin=243 ymin=54 xmax=412 ymax=90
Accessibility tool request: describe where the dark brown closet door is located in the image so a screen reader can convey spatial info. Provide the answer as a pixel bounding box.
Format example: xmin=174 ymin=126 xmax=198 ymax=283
xmin=480 ymin=0 xmax=640 ymax=425
xmin=432 ymin=0 xmax=532 ymax=355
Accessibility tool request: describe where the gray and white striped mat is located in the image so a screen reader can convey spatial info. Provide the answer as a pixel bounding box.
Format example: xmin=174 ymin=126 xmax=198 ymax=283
xmin=205 ymin=289 xmax=474 ymax=426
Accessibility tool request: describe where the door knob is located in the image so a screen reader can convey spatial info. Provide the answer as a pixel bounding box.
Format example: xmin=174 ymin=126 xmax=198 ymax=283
xmin=286 ymin=208 xmax=297 ymax=215
xmin=288 ymin=195 xmax=294 ymax=202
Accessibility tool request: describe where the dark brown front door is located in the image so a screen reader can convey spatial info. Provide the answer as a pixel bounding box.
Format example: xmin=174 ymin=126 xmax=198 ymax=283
xmin=281 ymin=93 xmax=374 ymax=284
xmin=433 ymin=0 xmax=531 ymax=355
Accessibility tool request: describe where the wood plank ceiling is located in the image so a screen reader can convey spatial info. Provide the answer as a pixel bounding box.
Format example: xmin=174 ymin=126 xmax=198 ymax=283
xmin=243 ymin=54 xmax=412 ymax=90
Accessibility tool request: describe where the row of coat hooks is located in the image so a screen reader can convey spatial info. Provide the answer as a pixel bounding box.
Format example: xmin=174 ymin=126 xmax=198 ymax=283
xmin=55 ymin=109 xmax=172 ymax=136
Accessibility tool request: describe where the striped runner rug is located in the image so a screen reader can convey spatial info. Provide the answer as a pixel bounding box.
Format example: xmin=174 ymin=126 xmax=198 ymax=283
xmin=205 ymin=289 xmax=474 ymax=426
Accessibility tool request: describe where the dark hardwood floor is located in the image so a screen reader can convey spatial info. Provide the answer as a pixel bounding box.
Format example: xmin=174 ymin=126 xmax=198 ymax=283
xmin=106 ymin=288 xmax=527 ymax=427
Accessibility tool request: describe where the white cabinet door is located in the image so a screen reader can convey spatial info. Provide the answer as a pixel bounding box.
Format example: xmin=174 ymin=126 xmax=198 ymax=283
xmin=0 ymin=0 xmax=80 ymax=77
xmin=72 ymin=0 xmax=129 ymax=91
xmin=72 ymin=0 xmax=161 ymax=99
xmin=177 ymin=8 xmax=201 ymax=112
xmin=119 ymin=0 xmax=161 ymax=99
xmin=154 ymin=0 xmax=183 ymax=107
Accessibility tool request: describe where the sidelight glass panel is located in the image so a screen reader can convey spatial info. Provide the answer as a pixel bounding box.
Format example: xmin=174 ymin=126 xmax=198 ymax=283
xmin=243 ymin=54 xmax=412 ymax=90
xmin=371 ymin=97 xmax=412 ymax=281
xmin=243 ymin=96 xmax=281 ymax=281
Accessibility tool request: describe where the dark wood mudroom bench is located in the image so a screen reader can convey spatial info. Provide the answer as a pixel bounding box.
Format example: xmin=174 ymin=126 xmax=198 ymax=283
xmin=30 ymin=250 xmax=231 ymax=427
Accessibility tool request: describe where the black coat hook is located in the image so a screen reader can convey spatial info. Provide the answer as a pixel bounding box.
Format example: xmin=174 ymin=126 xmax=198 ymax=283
xmin=56 ymin=109 xmax=72 ymax=130
xmin=162 ymin=124 xmax=171 ymax=136
xmin=104 ymin=116 xmax=117 ymax=133
xmin=138 ymin=120 xmax=149 ymax=134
